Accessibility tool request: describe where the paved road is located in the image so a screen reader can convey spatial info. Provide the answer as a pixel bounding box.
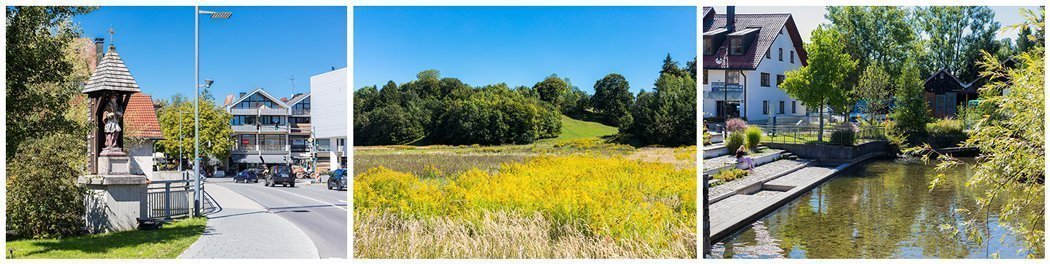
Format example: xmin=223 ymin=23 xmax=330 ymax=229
xmin=211 ymin=177 xmax=348 ymax=259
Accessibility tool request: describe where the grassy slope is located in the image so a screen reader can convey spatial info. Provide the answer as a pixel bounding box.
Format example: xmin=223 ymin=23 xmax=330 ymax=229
xmin=552 ymin=115 xmax=617 ymax=141
xmin=6 ymin=217 xmax=207 ymax=259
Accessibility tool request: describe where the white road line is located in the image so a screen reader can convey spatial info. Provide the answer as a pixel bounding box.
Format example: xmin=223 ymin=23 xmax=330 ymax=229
xmin=268 ymin=186 xmax=348 ymax=212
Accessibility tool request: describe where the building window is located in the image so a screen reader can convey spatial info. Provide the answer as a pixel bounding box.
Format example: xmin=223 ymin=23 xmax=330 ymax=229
xmin=790 ymin=51 xmax=795 ymax=64
xmin=792 ymin=101 xmax=797 ymax=113
xmin=777 ymin=75 xmax=785 ymax=86
xmin=766 ymin=48 xmax=771 ymax=59
xmin=779 ymin=101 xmax=785 ymax=114
xmin=292 ymin=97 xmax=310 ymax=115
xmin=763 ymin=100 xmax=769 ymax=115
xmin=316 ymin=139 xmax=331 ymax=152
xmin=726 ymin=70 xmax=741 ymax=84
xmin=703 ymin=69 xmax=708 ymax=84
xmin=779 ymin=48 xmax=783 ymax=61
xmin=238 ymin=135 xmax=256 ymax=151
xmin=761 ymin=73 xmax=770 ymax=87
xmin=235 ymin=93 xmax=278 ymax=109
xmin=730 ymin=38 xmax=745 ymax=55
xmin=703 ymin=38 xmax=714 ymax=55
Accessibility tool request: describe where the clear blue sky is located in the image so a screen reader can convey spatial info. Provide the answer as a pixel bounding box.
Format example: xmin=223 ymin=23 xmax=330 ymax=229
xmin=354 ymin=6 xmax=697 ymax=94
xmin=73 ymin=6 xmax=347 ymax=104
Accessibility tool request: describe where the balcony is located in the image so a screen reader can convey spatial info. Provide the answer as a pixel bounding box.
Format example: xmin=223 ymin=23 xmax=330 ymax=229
xmin=704 ymin=82 xmax=744 ymax=101
xmin=231 ymin=145 xmax=288 ymax=154
xmin=229 ymin=107 xmax=288 ymax=116
xmin=291 ymin=109 xmax=310 ymax=116
xmin=232 ymin=124 xmax=289 ymax=133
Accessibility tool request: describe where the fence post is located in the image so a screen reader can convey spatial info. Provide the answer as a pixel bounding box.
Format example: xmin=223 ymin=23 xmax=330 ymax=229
xmin=164 ymin=183 xmax=172 ymax=221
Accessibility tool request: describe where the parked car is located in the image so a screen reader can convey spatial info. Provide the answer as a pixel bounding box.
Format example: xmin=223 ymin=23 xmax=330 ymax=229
xmin=234 ymin=169 xmax=258 ymax=183
xmin=264 ymin=165 xmax=295 ymax=187
xmin=327 ymin=169 xmax=347 ymax=191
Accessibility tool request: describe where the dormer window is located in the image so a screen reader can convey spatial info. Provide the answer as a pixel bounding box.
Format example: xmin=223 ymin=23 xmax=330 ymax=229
xmin=704 ymin=38 xmax=715 ymax=55
xmin=730 ymin=37 xmax=745 ymax=55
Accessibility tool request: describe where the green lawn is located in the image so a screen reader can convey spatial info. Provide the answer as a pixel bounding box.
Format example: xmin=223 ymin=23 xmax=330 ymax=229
xmin=6 ymin=217 xmax=207 ymax=259
xmin=553 ymin=115 xmax=617 ymax=141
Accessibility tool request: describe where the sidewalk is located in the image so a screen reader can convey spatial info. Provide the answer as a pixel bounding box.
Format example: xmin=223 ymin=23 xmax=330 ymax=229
xmin=179 ymin=184 xmax=319 ymax=259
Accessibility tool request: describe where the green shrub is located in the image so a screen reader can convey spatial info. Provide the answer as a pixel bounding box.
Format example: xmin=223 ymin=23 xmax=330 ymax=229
xmin=711 ymin=168 xmax=749 ymax=186
xmin=726 ymin=131 xmax=745 ymax=153
xmin=829 ymin=128 xmax=856 ymax=146
xmin=7 ymin=134 xmax=87 ymax=238
xmin=726 ymin=118 xmax=748 ymax=133
xmin=926 ymin=118 xmax=967 ymax=148
xmin=744 ymin=126 xmax=762 ymax=150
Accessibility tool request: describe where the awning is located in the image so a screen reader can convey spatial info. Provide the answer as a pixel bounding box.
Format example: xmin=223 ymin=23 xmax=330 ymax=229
xmin=231 ymin=154 xmax=289 ymax=164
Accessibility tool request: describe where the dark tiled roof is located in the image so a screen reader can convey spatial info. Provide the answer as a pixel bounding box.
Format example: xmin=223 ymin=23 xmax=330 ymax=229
xmin=125 ymin=93 xmax=164 ymax=139
xmin=82 ymin=45 xmax=142 ymax=93
xmin=703 ymin=13 xmax=808 ymax=70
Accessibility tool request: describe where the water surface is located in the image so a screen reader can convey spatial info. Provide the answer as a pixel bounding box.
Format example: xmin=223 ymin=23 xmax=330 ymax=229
xmin=711 ymin=158 xmax=1043 ymax=259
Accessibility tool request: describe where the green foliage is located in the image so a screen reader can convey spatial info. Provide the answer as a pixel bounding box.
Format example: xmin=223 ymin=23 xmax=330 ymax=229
xmin=889 ymin=57 xmax=932 ymax=142
xmin=7 ymin=134 xmax=87 ymax=239
xmin=926 ymin=118 xmax=967 ymax=148
xmin=624 ymin=73 xmax=697 ymax=146
xmin=725 ymin=131 xmax=745 ymax=154
xmin=533 ymin=74 xmax=568 ymax=107
xmin=711 ymin=168 xmax=748 ymax=186
xmin=855 ymin=62 xmax=892 ymax=120
xmin=744 ymin=126 xmax=762 ymax=150
xmin=6 ymin=6 xmax=96 ymax=159
xmin=825 ymin=6 xmax=915 ymax=94
xmin=913 ymin=6 xmax=1001 ymax=82
xmin=590 ymin=73 xmax=634 ymax=126
xmin=829 ymin=128 xmax=856 ymax=146
xmin=156 ymin=95 xmax=234 ymax=163
xmin=780 ymin=26 xmax=857 ymax=141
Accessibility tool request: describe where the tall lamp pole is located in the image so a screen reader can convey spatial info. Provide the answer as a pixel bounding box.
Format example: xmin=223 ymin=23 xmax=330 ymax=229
xmin=194 ymin=7 xmax=232 ymax=217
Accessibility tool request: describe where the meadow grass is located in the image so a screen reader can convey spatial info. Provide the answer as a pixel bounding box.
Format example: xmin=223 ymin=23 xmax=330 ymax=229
xmin=5 ymin=217 xmax=206 ymax=259
xmin=552 ymin=115 xmax=618 ymax=141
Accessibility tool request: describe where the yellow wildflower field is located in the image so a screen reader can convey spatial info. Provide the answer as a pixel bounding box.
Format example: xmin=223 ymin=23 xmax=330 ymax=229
xmin=354 ymin=148 xmax=697 ymax=258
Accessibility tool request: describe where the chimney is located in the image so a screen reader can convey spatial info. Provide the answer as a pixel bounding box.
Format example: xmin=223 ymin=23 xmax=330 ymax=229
xmin=239 ymin=92 xmax=247 ymax=99
xmin=93 ymin=38 xmax=105 ymax=64
xmin=726 ymin=6 xmax=736 ymax=33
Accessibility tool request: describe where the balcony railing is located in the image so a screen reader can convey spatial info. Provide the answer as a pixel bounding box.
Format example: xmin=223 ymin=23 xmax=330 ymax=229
xmin=232 ymin=145 xmax=289 ymax=153
xmin=229 ymin=108 xmax=288 ymax=116
xmin=704 ymin=82 xmax=744 ymax=100
xmin=291 ymin=109 xmax=310 ymax=116
xmin=232 ymin=124 xmax=289 ymax=133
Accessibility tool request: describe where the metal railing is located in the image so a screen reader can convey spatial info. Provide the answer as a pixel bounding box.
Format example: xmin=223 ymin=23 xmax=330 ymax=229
xmin=749 ymin=124 xmax=887 ymax=145
xmin=145 ymin=173 xmax=199 ymax=220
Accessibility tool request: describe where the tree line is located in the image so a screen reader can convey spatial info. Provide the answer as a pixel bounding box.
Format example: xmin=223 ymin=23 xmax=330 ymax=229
xmin=354 ymin=54 xmax=697 ymax=146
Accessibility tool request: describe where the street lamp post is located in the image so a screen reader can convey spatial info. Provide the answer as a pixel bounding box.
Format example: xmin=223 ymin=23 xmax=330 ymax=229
xmin=194 ymin=6 xmax=231 ymax=217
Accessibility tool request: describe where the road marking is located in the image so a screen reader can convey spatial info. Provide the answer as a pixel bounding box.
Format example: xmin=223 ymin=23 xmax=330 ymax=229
xmin=266 ymin=186 xmax=348 ymax=212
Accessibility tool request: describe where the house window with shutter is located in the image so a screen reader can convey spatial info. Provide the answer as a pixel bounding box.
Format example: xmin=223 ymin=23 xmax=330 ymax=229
xmin=790 ymin=51 xmax=795 ymax=64
xmin=763 ymin=101 xmax=769 ymax=115
xmin=792 ymin=101 xmax=797 ymax=113
xmin=777 ymin=75 xmax=785 ymax=86
xmin=779 ymin=48 xmax=783 ymax=61
xmin=779 ymin=101 xmax=785 ymax=114
xmin=761 ymin=73 xmax=770 ymax=87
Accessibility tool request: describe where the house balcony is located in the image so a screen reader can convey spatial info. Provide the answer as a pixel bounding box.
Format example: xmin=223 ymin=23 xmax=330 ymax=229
xmin=291 ymin=109 xmax=310 ymax=116
xmin=704 ymin=82 xmax=744 ymax=101
xmin=232 ymin=124 xmax=289 ymax=133
xmin=229 ymin=107 xmax=288 ymax=116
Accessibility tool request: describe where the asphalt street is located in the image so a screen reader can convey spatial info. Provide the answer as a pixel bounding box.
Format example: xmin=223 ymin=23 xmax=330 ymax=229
xmin=210 ymin=177 xmax=347 ymax=259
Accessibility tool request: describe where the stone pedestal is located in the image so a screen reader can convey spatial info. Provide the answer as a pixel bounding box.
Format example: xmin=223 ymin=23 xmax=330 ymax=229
xmin=77 ymin=175 xmax=148 ymax=233
xmin=98 ymin=156 xmax=131 ymax=175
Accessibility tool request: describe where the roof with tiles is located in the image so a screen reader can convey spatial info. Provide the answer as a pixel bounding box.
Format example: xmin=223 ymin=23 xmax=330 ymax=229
xmin=703 ymin=12 xmax=808 ymax=70
xmin=83 ymin=45 xmax=141 ymax=93
xmin=124 ymin=93 xmax=164 ymax=139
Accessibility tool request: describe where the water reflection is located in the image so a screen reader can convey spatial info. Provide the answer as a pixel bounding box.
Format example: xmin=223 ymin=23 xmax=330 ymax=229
xmin=711 ymin=158 xmax=1043 ymax=259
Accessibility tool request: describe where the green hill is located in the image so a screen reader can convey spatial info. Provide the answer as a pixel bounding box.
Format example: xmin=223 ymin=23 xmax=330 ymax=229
xmin=554 ymin=115 xmax=618 ymax=141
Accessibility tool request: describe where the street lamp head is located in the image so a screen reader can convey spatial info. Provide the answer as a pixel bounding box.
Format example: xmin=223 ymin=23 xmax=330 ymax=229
xmin=210 ymin=12 xmax=232 ymax=19
xmin=204 ymin=79 xmax=214 ymax=88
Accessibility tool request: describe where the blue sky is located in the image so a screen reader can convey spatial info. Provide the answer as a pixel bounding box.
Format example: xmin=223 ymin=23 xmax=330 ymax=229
xmin=354 ymin=6 xmax=697 ymax=94
xmin=73 ymin=6 xmax=347 ymax=104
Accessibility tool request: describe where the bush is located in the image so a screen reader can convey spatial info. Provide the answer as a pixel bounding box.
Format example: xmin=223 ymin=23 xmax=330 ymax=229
xmin=711 ymin=168 xmax=748 ymax=186
xmin=926 ymin=118 xmax=967 ymax=148
xmin=7 ymin=134 xmax=87 ymax=238
xmin=829 ymin=128 xmax=856 ymax=146
xmin=726 ymin=131 xmax=745 ymax=153
xmin=726 ymin=118 xmax=747 ymax=133
xmin=744 ymin=126 xmax=762 ymax=150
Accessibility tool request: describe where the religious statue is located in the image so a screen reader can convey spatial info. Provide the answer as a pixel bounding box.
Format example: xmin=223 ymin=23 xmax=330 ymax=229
xmin=102 ymin=94 xmax=123 ymax=151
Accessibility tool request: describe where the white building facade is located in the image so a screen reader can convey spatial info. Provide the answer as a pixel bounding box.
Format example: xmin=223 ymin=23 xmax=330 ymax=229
xmin=310 ymin=67 xmax=348 ymax=172
xmin=702 ymin=7 xmax=811 ymax=124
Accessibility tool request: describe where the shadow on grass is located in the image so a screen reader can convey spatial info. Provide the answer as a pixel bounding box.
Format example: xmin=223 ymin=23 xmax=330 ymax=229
xmin=7 ymin=217 xmax=206 ymax=259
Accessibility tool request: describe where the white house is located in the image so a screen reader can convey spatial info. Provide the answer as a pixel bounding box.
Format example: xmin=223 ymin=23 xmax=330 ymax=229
xmin=702 ymin=6 xmax=810 ymax=124
xmin=310 ymin=67 xmax=347 ymax=172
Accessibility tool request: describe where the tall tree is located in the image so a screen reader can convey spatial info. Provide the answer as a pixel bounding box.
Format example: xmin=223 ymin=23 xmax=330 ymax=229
xmin=854 ymin=62 xmax=892 ymax=123
xmin=533 ymin=74 xmax=568 ymax=107
xmin=913 ymin=6 xmax=1000 ymax=82
xmin=889 ymin=56 xmax=931 ymax=141
xmin=780 ymin=26 xmax=857 ymax=141
xmin=685 ymin=56 xmax=698 ymax=80
xmin=825 ymin=7 xmax=915 ymax=82
xmin=156 ymin=95 xmax=234 ymax=167
xmin=1016 ymin=22 xmax=1034 ymax=53
xmin=660 ymin=53 xmax=681 ymax=77
xmin=591 ymin=73 xmax=634 ymax=127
